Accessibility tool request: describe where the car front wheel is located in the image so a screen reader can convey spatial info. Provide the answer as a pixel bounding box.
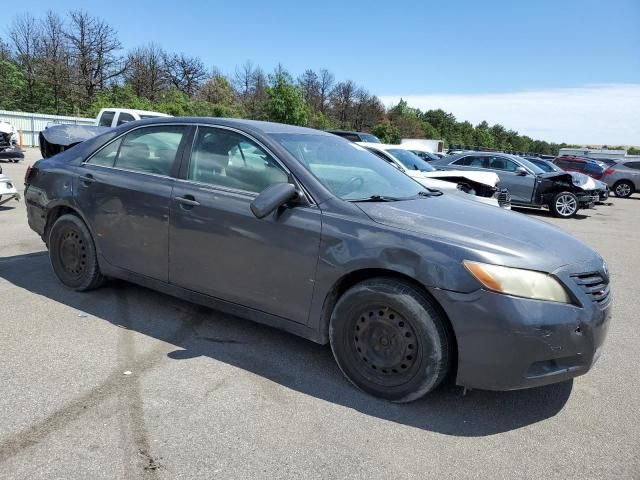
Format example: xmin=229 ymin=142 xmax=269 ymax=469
xmin=613 ymin=180 xmax=634 ymax=198
xmin=329 ymin=278 xmax=451 ymax=403
xmin=549 ymin=191 xmax=579 ymax=218
xmin=48 ymin=214 xmax=105 ymax=291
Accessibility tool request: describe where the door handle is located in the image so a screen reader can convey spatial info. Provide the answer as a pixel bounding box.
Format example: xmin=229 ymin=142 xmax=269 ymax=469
xmin=79 ymin=174 xmax=95 ymax=185
xmin=176 ymin=195 xmax=200 ymax=207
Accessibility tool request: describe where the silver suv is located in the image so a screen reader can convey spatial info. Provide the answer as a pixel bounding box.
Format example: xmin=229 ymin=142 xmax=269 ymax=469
xmin=601 ymin=160 xmax=640 ymax=198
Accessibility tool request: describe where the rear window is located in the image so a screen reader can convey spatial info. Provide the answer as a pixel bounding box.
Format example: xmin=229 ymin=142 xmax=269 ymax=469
xmin=98 ymin=111 xmax=115 ymax=127
xmin=117 ymin=112 xmax=136 ymax=126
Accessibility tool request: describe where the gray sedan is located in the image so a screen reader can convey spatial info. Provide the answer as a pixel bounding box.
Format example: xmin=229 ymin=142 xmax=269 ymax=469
xmin=25 ymin=118 xmax=611 ymax=402
xmin=431 ymin=152 xmax=600 ymax=218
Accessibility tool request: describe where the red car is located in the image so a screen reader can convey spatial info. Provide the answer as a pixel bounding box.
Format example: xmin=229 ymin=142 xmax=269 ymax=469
xmin=553 ymin=155 xmax=613 ymax=180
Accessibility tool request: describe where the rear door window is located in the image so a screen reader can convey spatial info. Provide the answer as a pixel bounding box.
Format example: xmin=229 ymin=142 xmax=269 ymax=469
xmin=114 ymin=125 xmax=186 ymax=176
xmin=625 ymin=162 xmax=640 ymax=170
xmin=116 ymin=112 xmax=136 ymax=126
xmin=98 ymin=111 xmax=115 ymax=127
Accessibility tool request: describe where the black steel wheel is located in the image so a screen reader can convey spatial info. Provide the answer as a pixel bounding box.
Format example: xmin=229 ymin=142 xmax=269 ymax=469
xmin=329 ymin=278 xmax=450 ymax=403
xmin=48 ymin=214 xmax=105 ymax=291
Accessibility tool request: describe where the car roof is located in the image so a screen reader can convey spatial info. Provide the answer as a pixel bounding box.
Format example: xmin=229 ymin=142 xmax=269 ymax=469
xmin=129 ymin=117 xmax=334 ymax=136
xmin=99 ymin=108 xmax=171 ymax=117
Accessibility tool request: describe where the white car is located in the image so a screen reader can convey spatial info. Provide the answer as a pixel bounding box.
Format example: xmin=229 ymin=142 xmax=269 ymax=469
xmin=96 ymin=108 xmax=171 ymax=128
xmin=0 ymin=165 xmax=20 ymax=206
xmin=358 ymin=142 xmax=511 ymax=208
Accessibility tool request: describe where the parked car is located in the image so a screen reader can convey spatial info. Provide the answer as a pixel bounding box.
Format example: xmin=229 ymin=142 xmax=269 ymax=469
xmin=0 ymin=164 xmax=20 ymax=206
xmin=553 ymin=155 xmax=609 ymax=180
xmin=327 ymin=129 xmax=381 ymax=143
xmin=96 ymin=108 xmax=171 ymax=128
xmin=431 ymin=152 xmax=600 ymax=218
xmin=525 ymin=157 xmax=609 ymax=203
xmin=0 ymin=121 xmax=24 ymax=162
xmin=600 ymin=159 xmax=640 ymax=198
xmin=26 ymin=118 xmax=611 ymax=402
xmin=359 ymin=142 xmax=510 ymax=208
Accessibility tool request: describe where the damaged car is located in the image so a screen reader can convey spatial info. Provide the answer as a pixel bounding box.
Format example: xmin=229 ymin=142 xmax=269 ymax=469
xmin=0 ymin=121 xmax=24 ymax=163
xmin=25 ymin=118 xmax=611 ymax=402
xmin=359 ymin=142 xmax=511 ymax=208
xmin=0 ymin=164 xmax=20 ymax=206
xmin=431 ymin=152 xmax=600 ymax=218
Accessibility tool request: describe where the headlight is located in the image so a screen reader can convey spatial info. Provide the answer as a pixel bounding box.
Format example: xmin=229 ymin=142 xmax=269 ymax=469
xmin=463 ymin=260 xmax=571 ymax=303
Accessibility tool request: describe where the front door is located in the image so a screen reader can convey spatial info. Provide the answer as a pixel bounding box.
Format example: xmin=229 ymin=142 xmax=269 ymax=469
xmin=486 ymin=156 xmax=536 ymax=204
xmin=75 ymin=124 xmax=188 ymax=281
xmin=169 ymin=126 xmax=322 ymax=324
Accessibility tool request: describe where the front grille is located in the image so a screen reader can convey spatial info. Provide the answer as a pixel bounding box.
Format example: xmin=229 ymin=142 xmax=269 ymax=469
xmin=570 ymin=272 xmax=611 ymax=305
xmin=496 ymin=189 xmax=511 ymax=208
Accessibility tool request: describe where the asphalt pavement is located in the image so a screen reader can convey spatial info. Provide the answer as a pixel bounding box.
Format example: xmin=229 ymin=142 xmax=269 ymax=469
xmin=0 ymin=150 xmax=638 ymax=479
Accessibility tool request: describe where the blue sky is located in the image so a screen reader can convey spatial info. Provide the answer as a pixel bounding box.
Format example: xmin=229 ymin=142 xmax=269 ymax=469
xmin=2 ymin=0 xmax=639 ymax=143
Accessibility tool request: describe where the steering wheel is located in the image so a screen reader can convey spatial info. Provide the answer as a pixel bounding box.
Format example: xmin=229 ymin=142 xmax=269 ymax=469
xmin=338 ymin=176 xmax=365 ymax=196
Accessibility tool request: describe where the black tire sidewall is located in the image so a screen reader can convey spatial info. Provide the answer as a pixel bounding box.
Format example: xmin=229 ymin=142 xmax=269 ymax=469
xmin=329 ymin=279 xmax=449 ymax=403
xmin=48 ymin=214 xmax=102 ymax=291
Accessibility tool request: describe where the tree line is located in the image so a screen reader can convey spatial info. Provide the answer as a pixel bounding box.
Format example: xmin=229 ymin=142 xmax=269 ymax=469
xmin=0 ymin=10 xmax=588 ymax=155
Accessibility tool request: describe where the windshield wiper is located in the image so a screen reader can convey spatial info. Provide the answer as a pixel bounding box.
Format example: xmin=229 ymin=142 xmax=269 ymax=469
xmin=349 ymin=195 xmax=404 ymax=202
xmin=417 ymin=189 xmax=443 ymax=197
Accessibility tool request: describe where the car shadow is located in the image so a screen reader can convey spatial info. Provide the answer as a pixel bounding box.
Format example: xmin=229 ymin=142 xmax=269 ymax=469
xmin=512 ymin=207 xmax=590 ymax=220
xmin=0 ymin=252 xmax=573 ymax=437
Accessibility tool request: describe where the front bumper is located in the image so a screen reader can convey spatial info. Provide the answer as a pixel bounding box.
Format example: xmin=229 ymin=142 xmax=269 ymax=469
xmin=0 ymin=147 xmax=24 ymax=160
xmin=429 ymin=259 xmax=612 ymax=391
xmin=577 ymin=192 xmax=600 ymax=209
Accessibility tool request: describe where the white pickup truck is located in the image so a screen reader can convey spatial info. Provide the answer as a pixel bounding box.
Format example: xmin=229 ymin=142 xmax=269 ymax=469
xmin=96 ymin=108 xmax=171 ymax=128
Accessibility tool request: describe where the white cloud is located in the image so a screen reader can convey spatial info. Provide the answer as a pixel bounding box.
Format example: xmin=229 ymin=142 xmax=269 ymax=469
xmin=379 ymin=84 xmax=640 ymax=146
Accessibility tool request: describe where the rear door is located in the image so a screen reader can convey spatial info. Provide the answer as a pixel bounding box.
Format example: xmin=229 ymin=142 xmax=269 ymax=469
xmin=168 ymin=125 xmax=322 ymax=324
xmin=75 ymin=124 xmax=189 ymax=281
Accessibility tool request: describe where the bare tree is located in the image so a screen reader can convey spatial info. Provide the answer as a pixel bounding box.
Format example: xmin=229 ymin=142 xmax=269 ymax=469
xmin=0 ymin=38 xmax=12 ymax=61
xmin=40 ymin=11 xmax=71 ymax=114
xmin=298 ymin=69 xmax=320 ymax=110
xmin=9 ymin=13 xmax=42 ymax=108
xmin=164 ymin=52 xmax=206 ymax=97
xmin=318 ymin=68 xmax=335 ymax=114
xmin=233 ymin=60 xmax=256 ymax=98
xmin=330 ymin=80 xmax=357 ymax=128
xmin=66 ymin=10 xmax=125 ymax=108
xmin=125 ymin=44 xmax=167 ymax=100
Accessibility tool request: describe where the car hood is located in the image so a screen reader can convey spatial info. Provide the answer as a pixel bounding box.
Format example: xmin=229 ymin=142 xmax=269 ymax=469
xmin=538 ymin=171 xmax=592 ymax=190
xmin=421 ymin=169 xmax=499 ymax=187
xmin=356 ymin=195 xmax=598 ymax=272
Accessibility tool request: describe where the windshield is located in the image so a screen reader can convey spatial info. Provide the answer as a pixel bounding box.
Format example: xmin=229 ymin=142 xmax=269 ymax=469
xmin=360 ymin=133 xmax=381 ymax=143
xmin=273 ymin=134 xmax=425 ymax=200
xmin=513 ymin=155 xmax=545 ymax=174
xmin=387 ymin=149 xmax=436 ymax=172
xmin=531 ymin=159 xmax=560 ymax=173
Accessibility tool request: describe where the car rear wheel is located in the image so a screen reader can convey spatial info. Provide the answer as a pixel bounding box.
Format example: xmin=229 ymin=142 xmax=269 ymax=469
xmin=549 ymin=191 xmax=578 ymax=218
xmin=613 ymin=180 xmax=634 ymax=198
xmin=48 ymin=214 xmax=105 ymax=291
xmin=329 ymin=278 xmax=450 ymax=403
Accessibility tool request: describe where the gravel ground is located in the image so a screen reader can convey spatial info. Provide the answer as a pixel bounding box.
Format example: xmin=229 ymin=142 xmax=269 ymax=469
xmin=0 ymin=150 xmax=638 ymax=479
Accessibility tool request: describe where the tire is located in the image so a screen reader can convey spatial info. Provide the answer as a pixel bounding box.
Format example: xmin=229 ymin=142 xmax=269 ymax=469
xmin=48 ymin=214 xmax=105 ymax=291
xmin=549 ymin=191 xmax=579 ymax=218
xmin=613 ymin=180 xmax=634 ymax=198
xmin=329 ymin=278 xmax=451 ymax=403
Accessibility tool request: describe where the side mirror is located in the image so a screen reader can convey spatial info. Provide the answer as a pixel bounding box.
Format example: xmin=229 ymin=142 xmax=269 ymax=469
xmin=515 ymin=167 xmax=528 ymax=176
xmin=250 ymin=183 xmax=299 ymax=219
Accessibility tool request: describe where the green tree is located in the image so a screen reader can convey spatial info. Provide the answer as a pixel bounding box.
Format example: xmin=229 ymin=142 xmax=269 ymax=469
xmin=264 ymin=69 xmax=308 ymax=126
xmin=627 ymin=147 xmax=640 ymax=155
